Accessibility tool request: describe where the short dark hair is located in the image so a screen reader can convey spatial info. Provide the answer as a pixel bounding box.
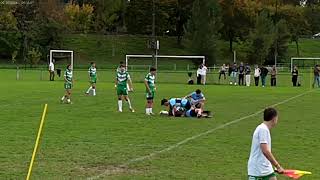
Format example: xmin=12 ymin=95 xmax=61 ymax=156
xmin=195 ymin=89 xmax=201 ymax=94
xmin=161 ymin=99 xmax=168 ymax=106
xmin=264 ymin=108 xmax=278 ymax=121
xmin=150 ymin=67 xmax=157 ymax=72
xmin=119 ymin=61 xmax=124 ymax=65
xmin=66 ymin=64 xmax=71 ymax=69
xmin=91 ymin=62 xmax=95 ymax=65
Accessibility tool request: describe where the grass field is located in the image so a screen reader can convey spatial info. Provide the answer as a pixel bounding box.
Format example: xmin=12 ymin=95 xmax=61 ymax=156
xmin=1 ymin=69 xmax=320 ymax=179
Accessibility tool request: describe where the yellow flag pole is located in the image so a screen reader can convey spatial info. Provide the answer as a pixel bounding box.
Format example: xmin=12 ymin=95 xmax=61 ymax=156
xmin=26 ymin=104 xmax=48 ymax=180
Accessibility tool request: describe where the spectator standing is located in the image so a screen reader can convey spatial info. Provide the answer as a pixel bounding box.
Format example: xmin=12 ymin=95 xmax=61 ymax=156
xmin=219 ymin=64 xmax=227 ymax=82
xmin=200 ymin=64 xmax=208 ymax=85
xmin=196 ymin=65 xmax=202 ymax=85
xmin=49 ymin=59 xmax=55 ymax=81
xmin=292 ymin=66 xmax=299 ymax=87
xmin=260 ymin=66 xmax=268 ymax=87
xmin=238 ymin=62 xmax=245 ymax=86
xmin=270 ymin=66 xmax=277 ymax=87
xmin=245 ymin=63 xmax=251 ymax=86
xmin=254 ymin=65 xmax=261 ymax=86
xmin=313 ymin=64 xmax=320 ymax=88
xmin=230 ymin=63 xmax=238 ymax=85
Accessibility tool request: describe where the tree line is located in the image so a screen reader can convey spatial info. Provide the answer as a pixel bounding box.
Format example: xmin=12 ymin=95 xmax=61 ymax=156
xmin=0 ymin=0 xmax=320 ymax=66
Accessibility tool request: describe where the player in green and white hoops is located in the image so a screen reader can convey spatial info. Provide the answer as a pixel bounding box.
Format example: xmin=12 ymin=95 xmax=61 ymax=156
xmin=61 ymin=64 xmax=73 ymax=104
xmin=115 ymin=64 xmax=134 ymax=112
xmin=144 ymin=67 xmax=157 ymax=115
xmin=85 ymin=62 xmax=97 ymax=96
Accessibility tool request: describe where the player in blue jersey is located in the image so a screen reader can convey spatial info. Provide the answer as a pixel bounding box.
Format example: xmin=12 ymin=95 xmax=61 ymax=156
xmin=161 ymin=98 xmax=191 ymax=117
xmin=184 ymin=89 xmax=205 ymax=110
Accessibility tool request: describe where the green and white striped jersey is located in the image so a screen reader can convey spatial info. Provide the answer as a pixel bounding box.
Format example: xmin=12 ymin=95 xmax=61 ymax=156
xmin=145 ymin=73 xmax=155 ymax=88
xmin=117 ymin=71 xmax=131 ymax=86
xmin=88 ymin=66 xmax=97 ymax=77
xmin=64 ymin=69 xmax=73 ymax=82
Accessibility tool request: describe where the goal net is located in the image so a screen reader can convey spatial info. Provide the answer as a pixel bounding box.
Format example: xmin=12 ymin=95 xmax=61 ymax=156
xmin=291 ymin=57 xmax=320 ymax=72
xmin=125 ymin=55 xmax=206 ymax=84
xmin=49 ymin=50 xmax=74 ymax=70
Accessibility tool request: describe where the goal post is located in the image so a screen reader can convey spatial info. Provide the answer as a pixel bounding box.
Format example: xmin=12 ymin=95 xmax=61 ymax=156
xmin=291 ymin=57 xmax=320 ymax=72
xmin=50 ymin=50 xmax=74 ymax=69
xmin=125 ymin=55 xmax=206 ymax=70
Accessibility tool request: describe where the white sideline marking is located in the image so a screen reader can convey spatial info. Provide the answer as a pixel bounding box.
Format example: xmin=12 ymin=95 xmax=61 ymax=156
xmin=88 ymin=90 xmax=313 ymax=180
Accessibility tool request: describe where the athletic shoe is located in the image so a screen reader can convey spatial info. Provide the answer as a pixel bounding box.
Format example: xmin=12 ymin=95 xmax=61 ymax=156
xmin=130 ymin=108 xmax=135 ymax=113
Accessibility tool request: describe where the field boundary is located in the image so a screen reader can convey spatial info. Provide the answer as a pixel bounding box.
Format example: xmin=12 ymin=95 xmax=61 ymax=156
xmin=88 ymin=90 xmax=314 ymax=180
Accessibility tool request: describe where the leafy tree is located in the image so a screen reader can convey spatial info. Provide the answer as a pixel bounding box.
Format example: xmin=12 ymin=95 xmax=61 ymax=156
xmin=247 ymin=10 xmax=275 ymax=65
xmin=27 ymin=47 xmax=42 ymax=67
xmin=186 ymin=0 xmax=221 ymax=65
xmin=278 ymin=5 xmax=308 ymax=56
xmin=64 ymin=3 xmax=94 ymax=33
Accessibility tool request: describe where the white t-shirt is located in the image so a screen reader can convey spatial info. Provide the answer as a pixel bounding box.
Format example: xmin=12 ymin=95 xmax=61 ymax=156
xmin=248 ymin=123 xmax=273 ymax=177
xmin=200 ymin=66 xmax=207 ymax=76
xmin=254 ymin=68 xmax=261 ymax=77
xmin=49 ymin=62 xmax=55 ymax=71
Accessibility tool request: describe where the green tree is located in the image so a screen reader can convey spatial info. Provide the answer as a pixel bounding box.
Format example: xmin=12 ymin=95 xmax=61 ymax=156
xmin=247 ymin=10 xmax=275 ymax=64
xmin=27 ymin=47 xmax=42 ymax=67
xmin=186 ymin=0 xmax=221 ymax=65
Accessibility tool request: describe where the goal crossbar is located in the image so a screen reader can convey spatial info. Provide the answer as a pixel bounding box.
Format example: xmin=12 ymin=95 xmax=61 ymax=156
xmin=291 ymin=57 xmax=320 ymax=72
xmin=126 ymin=55 xmax=206 ymax=69
xmin=50 ymin=50 xmax=74 ymax=69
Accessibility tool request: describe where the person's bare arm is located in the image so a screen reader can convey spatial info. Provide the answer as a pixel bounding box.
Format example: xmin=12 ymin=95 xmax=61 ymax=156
xmin=115 ymin=78 xmax=118 ymax=88
xmin=128 ymin=78 xmax=133 ymax=91
xmin=260 ymin=143 xmax=284 ymax=173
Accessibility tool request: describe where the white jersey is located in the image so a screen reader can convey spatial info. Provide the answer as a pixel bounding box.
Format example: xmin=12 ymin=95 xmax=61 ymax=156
xmin=49 ymin=62 xmax=55 ymax=71
xmin=248 ymin=123 xmax=274 ymax=177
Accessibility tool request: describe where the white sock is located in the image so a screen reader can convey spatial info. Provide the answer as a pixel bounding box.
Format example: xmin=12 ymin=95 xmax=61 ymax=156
xmin=149 ymin=108 xmax=153 ymax=114
xmin=126 ymin=99 xmax=132 ymax=109
xmin=61 ymin=96 xmax=65 ymax=101
xmin=146 ymin=108 xmax=150 ymax=114
xmin=86 ymin=86 xmax=92 ymax=94
xmin=118 ymin=100 xmax=123 ymax=112
xmin=92 ymin=88 xmax=96 ymax=96
xmin=67 ymin=98 xmax=71 ymax=103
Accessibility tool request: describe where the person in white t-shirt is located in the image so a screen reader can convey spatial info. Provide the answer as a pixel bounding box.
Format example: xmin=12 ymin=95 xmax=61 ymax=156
xmin=49 ymin=59 xmax=55 ymax=81
xmin=200 ymin=64 xmax=207 ymax=85
xmin=248 ymin=108 xmax=284 ymax=180
xmin=254 ymin=65 xmax=261 ymax=86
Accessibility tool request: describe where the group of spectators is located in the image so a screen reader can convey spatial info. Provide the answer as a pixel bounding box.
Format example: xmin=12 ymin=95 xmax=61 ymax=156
xmin=218 ymin=62 xmax=279 ymax=87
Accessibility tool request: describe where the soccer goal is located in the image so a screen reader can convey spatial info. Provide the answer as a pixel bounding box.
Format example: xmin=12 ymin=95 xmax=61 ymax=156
xmin=291 ymin=57 xmax=320 ymax=72
xmin=49 ymin=50 xmax=74 ymax=69
xmin=125 ymin=55 xmax=206 ymax=71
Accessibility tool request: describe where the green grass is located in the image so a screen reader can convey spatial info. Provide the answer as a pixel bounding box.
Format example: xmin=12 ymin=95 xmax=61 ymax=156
xmin=1 ymin=69 xmax=320 ymax=179
xmin=288 ymin=38 xmax=320 ymax=58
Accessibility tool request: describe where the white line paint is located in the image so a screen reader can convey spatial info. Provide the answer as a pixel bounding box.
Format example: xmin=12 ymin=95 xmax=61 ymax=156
xmin=88 ymin=90 xmax=313 ymax=180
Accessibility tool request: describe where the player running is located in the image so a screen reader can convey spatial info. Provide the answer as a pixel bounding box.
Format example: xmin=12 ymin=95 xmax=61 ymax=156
xmin=115 ymin=64 xmax=134 ymax=112
xmin=184 ymin=89 xmax=206 ymax=110
xmin=144 ymin=67 xmax=157 ymax=115
xmin=85 ymin=62 xmax=97 ymax=96
xmin=61 ymin=64 xmax=73 ymax=104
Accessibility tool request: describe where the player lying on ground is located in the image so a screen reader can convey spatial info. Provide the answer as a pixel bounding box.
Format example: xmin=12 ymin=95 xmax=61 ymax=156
xmin=61 ymin=64 xmax=73 ymax=104
xmin=161 ymin=98 xmax=191 ymax=116
xmin=185 ymin=107 xmax=212 ymax=118
xmin=145 ymin=67 xmax=157 ymax=115
xmin=184 ymin=89 xmax=205 ymax=110
xmin=248 ymin=108 xmax=284 ymax=180
xmin=85 ymin=62 xmax=97 ymax=96
xmin=115 ymin=64 xmax=134 ymax=112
